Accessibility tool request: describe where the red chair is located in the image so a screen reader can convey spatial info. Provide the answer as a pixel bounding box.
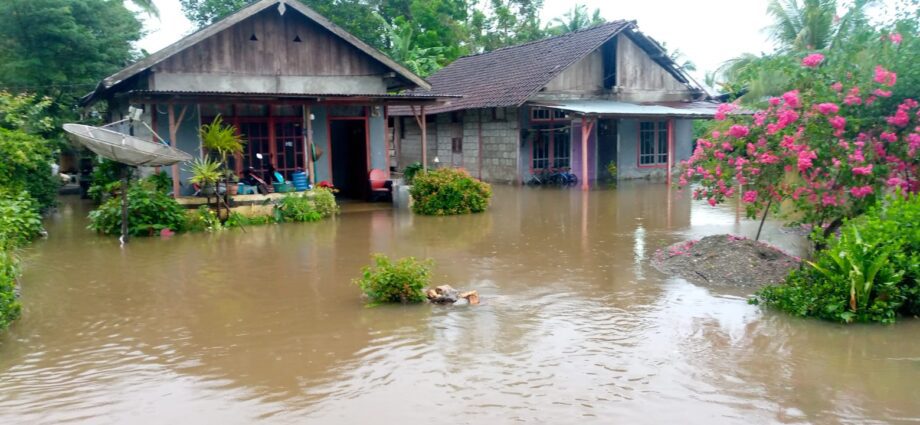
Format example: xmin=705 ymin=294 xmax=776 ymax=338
xmin=369 ymin=169 xmax=392 ymax=202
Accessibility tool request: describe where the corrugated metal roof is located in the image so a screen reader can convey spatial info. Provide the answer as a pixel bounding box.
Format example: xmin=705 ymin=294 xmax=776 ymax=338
xmin=531 ymin=100 xmax=720 ymax=118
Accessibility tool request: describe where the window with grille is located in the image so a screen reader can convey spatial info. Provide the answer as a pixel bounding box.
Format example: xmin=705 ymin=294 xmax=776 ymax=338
xmin=639 ymin=121 xmax=669 ymax=166
xmin=532 ymin=133 xmax=550 ymax=170
xmin=531 ymin=126 xmax=570 ymax=171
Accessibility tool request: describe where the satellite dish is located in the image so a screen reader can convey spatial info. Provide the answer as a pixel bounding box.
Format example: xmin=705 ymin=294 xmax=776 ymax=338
xmin=63 ymin=123 xmax=192 ymax=167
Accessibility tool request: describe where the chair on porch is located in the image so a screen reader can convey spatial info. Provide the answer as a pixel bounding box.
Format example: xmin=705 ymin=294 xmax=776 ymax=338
xmin=368 ymin=168 xmax=392 ymax=202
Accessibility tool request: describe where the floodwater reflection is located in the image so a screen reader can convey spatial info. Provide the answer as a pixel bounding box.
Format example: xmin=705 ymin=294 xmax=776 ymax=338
xmin=0 ymin=183 xmax=917 ymax=424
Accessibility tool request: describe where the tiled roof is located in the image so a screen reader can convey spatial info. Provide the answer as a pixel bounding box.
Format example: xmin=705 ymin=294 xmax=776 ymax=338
xmin=394 ymin=21 xmax=633 ymax=115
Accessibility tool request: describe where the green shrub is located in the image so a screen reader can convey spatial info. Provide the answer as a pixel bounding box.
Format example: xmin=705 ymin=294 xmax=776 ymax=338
xmin=354 ymin=254 xmax=432 ymax=304
xmin=184 ymin=206 xmax=222 ymax=232
xmin=224 ymin=211 xmax=275 ymax=228
xmin=409 ymin=168 xmax=492 ymax=216
xmin=0 ymin=250 xmax=22 ymax=330
xmin=0 ymin=190 xmax=43 ymax=250
xmin=753 ymin=194 xmax=920 ymax=324
xmin=606 ymin=161 xmax=618 ymax=181
xmin=88 ymin=181 xmax=187 ymax=236
xmin=145 ymin=171 xmax=173 ymax=194
xmin=403 ymin=162 xmax=423 ymax=185
xmin=274 ymin=189 xmax=338 ymax=223
xmin=87 ymin=159 xmax=132 ymax=203
xmin=0 ymin=128 xmax=57 ymax=210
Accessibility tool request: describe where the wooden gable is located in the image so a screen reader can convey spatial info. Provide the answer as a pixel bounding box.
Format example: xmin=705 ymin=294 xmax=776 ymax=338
xmin=155 ymin=8 xmax=387 ymax=78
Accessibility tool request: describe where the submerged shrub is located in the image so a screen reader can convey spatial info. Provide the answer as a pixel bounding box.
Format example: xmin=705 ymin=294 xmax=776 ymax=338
xmin=753 ymin=194 xmax=920 ymax=324
xmin=184 ymin=206 xmax=222 ymax=232
xmin=354 ymin=254 xmax=432 ymax=304
xmin=274 ymin=189 xmax=338 ymax=223
xmin=402 ymin=162 xmax=423 ymax=185
xmin=0 ymin=250 xmax=21 ymax=330
xmin=224 ymin=211 xmax=275 ymax=228
xmin=409 ymin=168 xmax=492 ymax=216
xmin=0 ymin=128 xmax=57 ymax=210
xmin=0 ymin=190 xmax=43 ymax=249
xmin=88 ymin=181 xmax=187 ymax=236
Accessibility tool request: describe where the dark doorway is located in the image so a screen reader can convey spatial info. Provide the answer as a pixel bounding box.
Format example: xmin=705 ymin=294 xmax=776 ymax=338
xmin=330 ymin=119 xmax=368 ymax=199
xmin=597 ymin=119 xmax=618 ymax=182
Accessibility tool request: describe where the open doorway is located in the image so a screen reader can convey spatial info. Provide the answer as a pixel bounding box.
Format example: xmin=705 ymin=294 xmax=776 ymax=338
xmin=329 ymin=119 xmax=368 ymax=199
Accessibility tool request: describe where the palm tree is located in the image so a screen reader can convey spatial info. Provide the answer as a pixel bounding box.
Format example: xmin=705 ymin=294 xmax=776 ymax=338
xmin=128 ymin=0 xmax=160 ymax=17
xmin=548 ymin=5 xmax=605 ymax=35
xmin=766 ymin=0 xmax=874 ymax=51
xmin=386 ymin=22 xmax=445 ymax=77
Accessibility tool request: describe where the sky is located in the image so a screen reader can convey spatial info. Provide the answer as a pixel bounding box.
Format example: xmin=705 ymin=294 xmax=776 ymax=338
xmin=136 ymin=0 xmax=878 ymax=85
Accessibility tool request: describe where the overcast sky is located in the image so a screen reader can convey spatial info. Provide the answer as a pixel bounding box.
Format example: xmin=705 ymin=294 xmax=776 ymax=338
xmin=134 ymin=0 xmax=842 ymax=83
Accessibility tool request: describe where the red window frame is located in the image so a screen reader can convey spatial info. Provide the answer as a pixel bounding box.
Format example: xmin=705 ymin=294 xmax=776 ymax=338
xmin=530 ymin=125 xmax=570 ymax=172
xmin=638 ymin=120 xmax=670 ymax=168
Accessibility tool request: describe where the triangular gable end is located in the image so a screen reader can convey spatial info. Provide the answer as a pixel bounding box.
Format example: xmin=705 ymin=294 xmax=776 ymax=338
xmin=84 ymin=0 xmax=428 ymax=105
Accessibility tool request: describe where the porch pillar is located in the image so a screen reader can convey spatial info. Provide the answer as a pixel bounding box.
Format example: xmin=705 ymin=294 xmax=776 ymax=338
xmin=667 ymin=118 xmax=675 ymax=186
xmin=304 ymin=105 xmax=315 ymax=185
xmin=411 ymin=105 xmax=428 ymax=172
xmin=167 ymin=103 xmax=188 ymax=197
xmin=581 ymin=116 xmax=595 ymax=191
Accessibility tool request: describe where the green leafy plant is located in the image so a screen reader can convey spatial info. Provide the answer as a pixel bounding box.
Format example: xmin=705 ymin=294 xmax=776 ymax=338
xmin=754 ymin=194 xmax=920 ymax=323
xmin=87 ymin=159 xmax=132 ymax=203
xmin=0 ymin=190 xmax=44 ymax=250
xmin=0 ymin=127 xmax=58 ymax=211
xmin=274 ymin=190 xmax=338 ymax=223
xmin=402 ymin=162 xmax=423 ymax=185
xmin=409 ymin=168 xmax=492 ymax=216
xmin=88 ymin=181 xmax=187 ymax=236
xmin=184 ymin=206 xmax=222 ymax=232
xmin=606 ymin=161 xmax=617 ymax=182
xmin=354 ymin=254 xmax=433 ymax=304
xmin=0 ymin=249 xmax=22 ymax=330
xmin=187 ymin=157 xmax=222 ymax=191
xmin=144 ymin=171 xmax=173 ymax=194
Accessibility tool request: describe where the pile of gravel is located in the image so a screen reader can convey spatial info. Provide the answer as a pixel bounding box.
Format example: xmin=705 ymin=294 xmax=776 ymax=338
xmin=652 ymin=234 xmax=801 ymax=287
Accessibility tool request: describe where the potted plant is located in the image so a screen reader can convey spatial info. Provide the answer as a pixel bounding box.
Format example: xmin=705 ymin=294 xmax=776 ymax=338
xmin=200 ymin=115 xmax=245 ymax=219
xmin=187 ymin=157 xmax=222 ymax=197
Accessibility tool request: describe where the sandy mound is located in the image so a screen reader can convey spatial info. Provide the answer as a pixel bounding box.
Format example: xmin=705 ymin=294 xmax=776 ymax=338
xmin=652 ymin=234 xmax=801 ymax=287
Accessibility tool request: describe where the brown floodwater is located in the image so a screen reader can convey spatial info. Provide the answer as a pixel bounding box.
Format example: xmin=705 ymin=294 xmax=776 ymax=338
xmin=1 ymin=183 xmax=918 ymax=424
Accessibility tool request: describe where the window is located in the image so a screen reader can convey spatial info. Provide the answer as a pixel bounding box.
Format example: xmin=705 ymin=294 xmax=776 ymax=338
xmin=639 ymin=121 xmax=669 ymax=166
xmin=451 ymin=137 xmax=463 ymax=154
xmin=531 ymin=126 xmax=570 ymax=171
xmin=530 ymin=107 xmax=567 ymax=121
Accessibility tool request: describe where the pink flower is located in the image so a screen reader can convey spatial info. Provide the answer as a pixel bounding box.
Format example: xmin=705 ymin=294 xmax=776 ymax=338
xmin=880 ymin=132 xmax=897 ymax=142
xmin=742 ymin=191 xmax=758 ymax=203
xmin=798 ymin=149 xmax=817 ymax=172
xmin=874 ymin=88 xmax=892 ymax=98
xmin=801 ymin=53 xmax=825 ymax=67
xmin=715 ymin=103 xmax=737 ymax=121
xmin=816 ymin=103 xmax=839 ymax=115
xmin=874 ymin=66 xmax=897 ymax=87
xmin=707 ymin=197 xmax=718 ymax=207
xmin=777 ymin=109 xmax=799 ymax=127
xmin=887 ymin=110 xmax=910 ymax=127
xmin=757 ymin=152 xmax=780 ymax=165
xmin=722 ymin=142 xmax=733 ymax=151
xmin=852 ymin=165 xmax=873 ymax=176
xmin=829 ymin=116 xmax=846 ymax=131
xmin=890 ymin=33 xmax=902 ymax=44
xmin=850 ymin=186 xmax=874 ymax=199
xmin=729 ymin=125 xmax=750 ymax=138
xmin=712 ymin=131 xmax=721 ymax=139
xmin=830 ymin=82 xmax=843 ymax=92
xmin=782 ymin=90 xmax=801 ymax=108
xmin=821 ymin=192 xmax=838 ymax=206
xmin=887 ymin=177 xmax=905 ymax=188
xmin=769 ymin=97 xmax=781 ymax=106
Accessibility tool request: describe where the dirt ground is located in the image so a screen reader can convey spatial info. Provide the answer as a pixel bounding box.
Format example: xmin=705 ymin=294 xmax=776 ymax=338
xmin=652 ymin=234 xmax=802 ymax=288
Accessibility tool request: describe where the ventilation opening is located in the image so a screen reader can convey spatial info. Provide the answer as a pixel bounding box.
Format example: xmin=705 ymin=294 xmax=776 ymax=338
xmin=249 ymin=34 xmax=258 ymax=41
xmin=293 ymin=35 xmax=302 ymax=42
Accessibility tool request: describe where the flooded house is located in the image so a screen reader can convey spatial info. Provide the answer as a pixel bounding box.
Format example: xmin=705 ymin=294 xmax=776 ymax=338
xmin=79 ymin=0 xmax=450 ymax=199
xmin=391 ymin=21 xmax=718 ymax=187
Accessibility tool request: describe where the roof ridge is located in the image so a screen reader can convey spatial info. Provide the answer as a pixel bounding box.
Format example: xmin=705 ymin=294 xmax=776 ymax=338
xmin=456 ymin=20 xmax=631 ymax=61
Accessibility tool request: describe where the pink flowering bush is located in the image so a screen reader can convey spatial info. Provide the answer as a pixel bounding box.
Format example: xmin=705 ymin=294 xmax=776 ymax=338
xmin=681 ymin=37 xmax=919 ymax=241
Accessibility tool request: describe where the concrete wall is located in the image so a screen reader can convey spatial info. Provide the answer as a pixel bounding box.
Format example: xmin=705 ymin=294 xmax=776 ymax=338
xmin=154 ymin=104 xmax=201 ymax=196
xmin=395 ymin=108 xmax=519 ymax=183
xmin=616 ymin=118 xmax=693 ymax=180
xmin=368 ymin=112 xmax=387 ymax=172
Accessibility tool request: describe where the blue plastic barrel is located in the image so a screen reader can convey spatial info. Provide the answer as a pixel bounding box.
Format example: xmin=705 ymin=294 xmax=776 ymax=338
xmin=291 ymin=171 xmax=309 ymax=191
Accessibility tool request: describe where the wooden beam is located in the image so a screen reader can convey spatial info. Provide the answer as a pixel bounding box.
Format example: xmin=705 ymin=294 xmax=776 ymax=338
xmin=167 ymin=103 xmax=189 ymax=196
xmin=304 ymin=104 xmax=315 ymax=185
xmin=581 ymin=116 xmax=595 ymax=191
xmin=411 ymin=105 xmax=428 ymax=172
xmin=667 ymin=118 xmax=674 ymax=186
